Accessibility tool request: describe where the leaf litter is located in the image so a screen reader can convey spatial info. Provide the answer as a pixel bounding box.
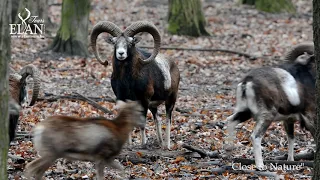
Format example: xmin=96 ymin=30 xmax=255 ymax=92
xmin=8 ymin=0 xmax=314 ymax=179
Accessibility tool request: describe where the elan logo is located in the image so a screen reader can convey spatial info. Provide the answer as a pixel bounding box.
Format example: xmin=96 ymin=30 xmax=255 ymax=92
xmin=9 ymin=8 xmax=45 ymax=38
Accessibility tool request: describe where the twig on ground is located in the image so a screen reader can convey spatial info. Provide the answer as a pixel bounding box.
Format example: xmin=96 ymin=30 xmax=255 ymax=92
xmin=38 ymin=93 xmax=116 ymax=103
xmin=117 ymin=148 xmax=205 ymax=165
xmin=37 ymin=93 xmax=115 ymax=114
xmin=55 ymin=68 xmax=85 ymax=72
xmin=182 ymin=144 xmax=221 ymax=158
xmin=73 ymin=92 xmax=113 ymax=114
xmin=139 ymin=45 xmax=257 ymax=60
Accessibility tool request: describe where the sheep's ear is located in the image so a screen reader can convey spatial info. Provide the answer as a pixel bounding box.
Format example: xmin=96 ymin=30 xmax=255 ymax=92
xmin=106 ymin=37 xmax=117 ymax=44
xmin=307 ymin=54 xmax=315 ymax=64
xmin=132 ymin=37 xmax=141 ymax=44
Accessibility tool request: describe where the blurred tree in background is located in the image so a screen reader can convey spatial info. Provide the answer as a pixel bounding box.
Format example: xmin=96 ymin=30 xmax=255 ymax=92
xmin=168 ymin=0 xmax=210 ymax=37
xmin=49 ymin=0 xmax=90 ymax=56
xmin=314 ymin=0 xmax=320 ymax=178
xmin=241 ymin=0 xmax=296 ymax=13
xmin=0 ymin=0 xmax=11 ymax=179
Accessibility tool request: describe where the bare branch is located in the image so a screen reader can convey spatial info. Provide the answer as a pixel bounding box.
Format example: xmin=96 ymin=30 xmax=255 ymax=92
xmin=139 ymin=45 xmax=257 ymax=60
xmin=182 ymin=144 xmax=221 ymax=158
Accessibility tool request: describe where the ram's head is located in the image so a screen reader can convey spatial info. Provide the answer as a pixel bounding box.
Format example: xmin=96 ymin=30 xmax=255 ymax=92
xmin=90 ymin=21 xmax=161 ymax=65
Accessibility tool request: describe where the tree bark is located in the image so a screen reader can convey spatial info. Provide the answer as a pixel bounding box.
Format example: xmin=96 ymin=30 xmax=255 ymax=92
xmin=15 ymin=0 xmax=53 ymax=28
xmin=168 ymin=0 xmax=210 ymax=37
xmin=313 ymin=0 xmax=320 ymax=178
xmin=241 ymin=0 xmax=296 ymax=13
xmin=11 ymin=0 xmax=19 ymax=23
xmin=48 ymin=0 xmax=90 ymax=56
xmin=241 ymin=0 xmax=255 ymax=5
xmin=0 ymin=0 xmax=11 ymax=179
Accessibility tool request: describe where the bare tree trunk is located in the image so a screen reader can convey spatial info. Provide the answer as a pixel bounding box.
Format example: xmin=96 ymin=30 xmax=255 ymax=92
xmin=48 ymin=0 xmax=90 ymax=56
xmin=15 ymin=0 xmax=52 ymax=26
xmin=0 ymin=0 xmax=11 ymax=179
xmin=168 ymin=0 xmax=210 ymax=37
xmin=11 ymin=0 xmax=19 ymax=23
xmin=241 ymin=0 xmax=296 ymax=13
xmin=313 ymin=0 xmax=320 ymax=178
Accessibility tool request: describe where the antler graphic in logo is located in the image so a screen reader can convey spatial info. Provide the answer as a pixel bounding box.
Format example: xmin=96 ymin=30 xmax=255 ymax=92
xmin=18 ymin=8 xmax=31 ymax=32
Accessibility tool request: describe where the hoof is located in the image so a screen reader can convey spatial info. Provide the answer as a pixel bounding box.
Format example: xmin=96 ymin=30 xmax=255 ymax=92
xmin=224 ymin=144 xmax=234 ymax=152
xmin=255 ymin=163 xmax=266 ymax=171
xmin=141 ymin=144 xmax=148 ymax=149
xmin=162 ymin=144 xmax=171 ymax=150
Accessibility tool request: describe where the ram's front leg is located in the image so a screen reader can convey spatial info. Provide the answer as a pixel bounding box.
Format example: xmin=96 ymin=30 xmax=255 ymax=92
xmin=138 ymin=99 xmax=150 ymax=148
xmin=95 ymin=160 xmax=105 ymax=180
xmin=150 ymin=107 xmax=163 ymax=147
xmin=106 ymin=159 xmax=125 ymax=179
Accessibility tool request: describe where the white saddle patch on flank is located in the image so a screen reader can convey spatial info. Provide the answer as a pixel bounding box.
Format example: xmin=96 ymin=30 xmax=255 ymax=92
xmin=274 ymin=68 xmax=300 ymax=106
xmin=155 ymin=54 xmax=171 ymax=90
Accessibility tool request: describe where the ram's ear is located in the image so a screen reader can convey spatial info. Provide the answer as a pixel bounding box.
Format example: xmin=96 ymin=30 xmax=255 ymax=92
xmin=106 ymin=36 xmax=117 ymax=44
xmin=307 ymin=54 xmax=315 ymax=64
xmin=132 ymin=36 xmax=141 ymax=44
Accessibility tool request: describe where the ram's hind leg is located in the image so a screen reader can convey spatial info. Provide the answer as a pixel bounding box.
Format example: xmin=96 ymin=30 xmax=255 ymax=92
xmin=164 ymin=94 xmax=177 ymax=150
xmin=283 ymin=118 xmax=295 ymax=161
xmin=25 ymin=156 xmax=56 ymax=180
xmin=251 ymin=112 xmax=273 ymax=170
xmin=150 ymin=107 xmax=163 ymax=146
xmin=225 ymin=109 xmax=252 ymax=151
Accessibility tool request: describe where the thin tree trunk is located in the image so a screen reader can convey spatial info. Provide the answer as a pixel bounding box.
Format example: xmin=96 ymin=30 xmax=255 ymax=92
xmin=0 ymin=0 xmax=11 ymax=179
xmin=11 ymin=0 xmax=19 ymax=23
xmin=168 ymin=0 xmax=210 ymax=37
xmin=15 ymin=0 xmax=51 ymax=26
xmin=48 ymin=0 xmax=90 ymax=56
xmin=313 ymin=0 xmax=320 ymax=178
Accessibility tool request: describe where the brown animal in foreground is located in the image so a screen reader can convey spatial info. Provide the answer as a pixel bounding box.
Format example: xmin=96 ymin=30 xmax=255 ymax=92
xmin=25 ymin=101 xmax=144 ymax=180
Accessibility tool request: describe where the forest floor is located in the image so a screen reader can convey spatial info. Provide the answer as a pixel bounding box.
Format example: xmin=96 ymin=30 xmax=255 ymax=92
xmin=8 ymin=0 xmax=314 ymax=179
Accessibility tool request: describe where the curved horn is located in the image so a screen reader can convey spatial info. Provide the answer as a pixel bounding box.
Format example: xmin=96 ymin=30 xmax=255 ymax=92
xmin=285 ymin=42 xmax=314 ymax=62
xmin=19 ymin=64 xmax=40 ymax=106
xmin=90 ymin=21 xmax=122 ymax=66
xmin=124 ymin=21 xmax=161 ymax=64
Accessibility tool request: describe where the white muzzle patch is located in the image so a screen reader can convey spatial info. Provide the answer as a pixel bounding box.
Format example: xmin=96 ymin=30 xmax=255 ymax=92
xmin=116 ymin=41 xmax=128 ymax=60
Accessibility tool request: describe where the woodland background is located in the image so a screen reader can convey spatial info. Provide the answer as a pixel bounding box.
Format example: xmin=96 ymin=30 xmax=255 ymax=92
xmin=1 ymin=0 xmax=316 ymax=179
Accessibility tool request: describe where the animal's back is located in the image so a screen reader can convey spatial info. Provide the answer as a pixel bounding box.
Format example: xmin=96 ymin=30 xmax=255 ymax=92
xmin=33 ymin=116 xmax=117 ymax=157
